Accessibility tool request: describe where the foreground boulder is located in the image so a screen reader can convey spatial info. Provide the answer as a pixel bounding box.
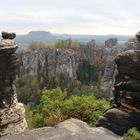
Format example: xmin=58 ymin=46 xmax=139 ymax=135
xmin=0 ymin=32 xmax=27 ymax=136
xmin=1 ymin=119 xmax=120 ymax=140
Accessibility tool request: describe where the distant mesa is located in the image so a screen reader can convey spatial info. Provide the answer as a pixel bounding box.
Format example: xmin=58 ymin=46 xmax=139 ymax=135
xmin=16 ymin=30 xmax=134 ymax=45
xmin=17 ymin=31 xmax=56 ymax=43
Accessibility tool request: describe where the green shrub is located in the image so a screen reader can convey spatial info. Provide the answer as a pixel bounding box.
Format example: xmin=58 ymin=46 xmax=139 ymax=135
xmin=29 ymin=87 xmax=109 ymax=128
xmin=123 ymin=127 xmax=140 ymax=140
xmin=63 ymin=95 xmax=109 ymax=126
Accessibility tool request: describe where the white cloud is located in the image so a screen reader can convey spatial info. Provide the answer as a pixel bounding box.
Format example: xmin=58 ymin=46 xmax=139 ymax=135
xmin=0 ymin=0 xmax=140 ymax=34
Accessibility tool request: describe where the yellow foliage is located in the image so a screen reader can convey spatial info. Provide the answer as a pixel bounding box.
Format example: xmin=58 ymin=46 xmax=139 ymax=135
xmin=45 ymin=110 xmax=63 ymax=126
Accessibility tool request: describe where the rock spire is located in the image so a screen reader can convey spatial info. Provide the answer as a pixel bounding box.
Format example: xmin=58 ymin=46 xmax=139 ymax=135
xmin=0 ymin=32 xmax=27 ymax=136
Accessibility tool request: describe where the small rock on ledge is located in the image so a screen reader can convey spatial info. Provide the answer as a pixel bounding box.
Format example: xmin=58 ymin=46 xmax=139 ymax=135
xmin=2 ymin=32 xmax=16 ymax=40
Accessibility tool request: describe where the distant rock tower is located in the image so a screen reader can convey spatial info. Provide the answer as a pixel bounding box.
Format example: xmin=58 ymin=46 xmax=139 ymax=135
xmin=0 ymin=32 xmax=27 ymax=136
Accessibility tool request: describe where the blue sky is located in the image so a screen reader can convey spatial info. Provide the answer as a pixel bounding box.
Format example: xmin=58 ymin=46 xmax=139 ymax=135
xmin=0 ymin=0 xmax=140 ymax=35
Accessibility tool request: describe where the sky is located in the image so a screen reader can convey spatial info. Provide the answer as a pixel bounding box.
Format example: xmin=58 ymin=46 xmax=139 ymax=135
xmin=0 ymin=0 xmax=140 ymax=35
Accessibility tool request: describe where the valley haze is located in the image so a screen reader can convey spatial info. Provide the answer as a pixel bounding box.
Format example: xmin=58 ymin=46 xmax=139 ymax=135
xmin=14 ymin=31 xmax=134 ymax=48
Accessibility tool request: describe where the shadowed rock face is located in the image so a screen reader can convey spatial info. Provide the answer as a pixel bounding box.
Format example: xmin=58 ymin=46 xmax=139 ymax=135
xmin=105 ymin=38 xmax=117 ymax=48
xmin=20 ymin=40 xmax=103 ymax=84
xmin=0 ymin=119 xmax=120 ymax=140
xmin=2 ymin=32 xmax=16 ymax=40
xmin=96 ymin=33 xmax=140 ymax=135
xmin=135 ymin=31 xmax=140 ymax=41
xmin=0 ymin=32 xmax=27 ymax=137
xmin=0 ymin=47 xmax=18 ymax=107
xmin=101 ymin=38 xmax=119 ymax=98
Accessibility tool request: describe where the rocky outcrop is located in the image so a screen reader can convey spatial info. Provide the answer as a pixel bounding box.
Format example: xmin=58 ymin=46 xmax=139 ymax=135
xmin=102 ymin=56 xmax=115 ymax=95
xmin=0 ymin=32 xmax=27 ymax=137
xmin=1 ymin=119 xmax=120 ymax=140
xmin=2 ymin=32 xmax=16 ymax=40
xmin=20 ymin=40 xmax=103 ymax=84
xmin=101 ymin=38 xmax=119 ymax=97
xmin=96 ymin=32 xmax=140 ymax=135
xmin=124 ymin=38 xmax=138 ymax=50
xmin=135 ymin=31 xmax=140 ymax=41
xmin=78 ymin=39 xmax=103 ymax=61
xmin=105 ymin=38 xmax=117 ymax=48
xmin=21 ymin=48 xmax=78 ymax=81
xmin=124 ymin=31 xmax=140 ymax=50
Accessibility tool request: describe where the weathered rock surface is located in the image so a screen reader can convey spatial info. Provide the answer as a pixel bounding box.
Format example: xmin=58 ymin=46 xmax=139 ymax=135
xmin=0 ymin=39 xmax=16 ymax=47
xmin=135 ymin=31 xmax=140 ymax=41
xmin=0 ymin=32 xmax=27 ymax=137
xmin=2 ymin=32 xmax=16 ymax=40
xmin=105 ymin=38 xmax=117 ymax=48
xmin=124 ymin=38 xmax=140 ymax=51
xmin=102 ymin=56 xmax=115 ymax=96
xmin=101 ymin=38 xmax=119 ymax=97
xmin=97 ymin=37 xmax=140 ymax=135
xmin=1 ymin=119 xmax=120 ymax=140
xmin=21 ymin=48 xmax=78 ymax=81
xmin=20 ymin=40 xmax=103 ymax=83
xmin=0 ymin=103 xmax=27 ymax=136
xmin=124 ymin=31 xmax=140 ymax=50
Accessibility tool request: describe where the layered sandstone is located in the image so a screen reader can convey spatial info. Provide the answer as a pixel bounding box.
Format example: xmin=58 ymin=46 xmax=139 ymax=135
xmin=0 ymin=32 xmax=27 ymax=137
xmin=96 ymin=32 xmax=140 ymax=135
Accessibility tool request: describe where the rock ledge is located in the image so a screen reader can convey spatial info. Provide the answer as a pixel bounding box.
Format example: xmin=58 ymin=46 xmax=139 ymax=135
xmin=1 ymin=119 xmax=120 ymax=140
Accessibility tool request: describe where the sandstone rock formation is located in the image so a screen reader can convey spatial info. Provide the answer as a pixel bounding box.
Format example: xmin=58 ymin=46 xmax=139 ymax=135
xmin=0 ymin=32 xmax=27 ymax=137
xmin=1 ymin=119 xmax=120 ymax=140
xmin=105 ymin=38 xmax=117 ymax=48
xmin=102 ymin=56 xmax=115 ymax=96
xmin=20 ymin=40 xmax=103 ymax=83
xmin=21 ymin=48 xmax=78 ymax=81
xmin=124 ymin=31 xmax=140 ymax=50
xmin=101 ymin=38 xmax=119 ymax=98
xmin=124 ymin=38 xmax=139 ymax=50
xmin=135 ymin=31 xmax=140 ymax=41
xmin=96 ymin=33 xmax=140 ymax=135
xmin=2 ymin=32 xmax=16 ymax=40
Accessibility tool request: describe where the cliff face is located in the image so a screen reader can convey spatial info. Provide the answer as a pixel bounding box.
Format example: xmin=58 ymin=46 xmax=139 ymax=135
xmin=124 ymin=31 xmax=140 ymax=51
xmin=0 ymin=33 xmax=27 ymax=137
xmin=101 ymin=38 xmax=119 ymax=97
xmin=21 ymin=48 xmax=78 ymax=84
xmin=105 ymin=38 xmax=117 ymax=48
xmin=20 ymin=40 xmax=103 ymax=85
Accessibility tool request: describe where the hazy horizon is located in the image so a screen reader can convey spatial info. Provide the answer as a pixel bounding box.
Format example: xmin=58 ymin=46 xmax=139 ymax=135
xmin=17 ymin=30 xmax=134 ymax=36
xmin=1 ymin=0 xmax=140 ymax=35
